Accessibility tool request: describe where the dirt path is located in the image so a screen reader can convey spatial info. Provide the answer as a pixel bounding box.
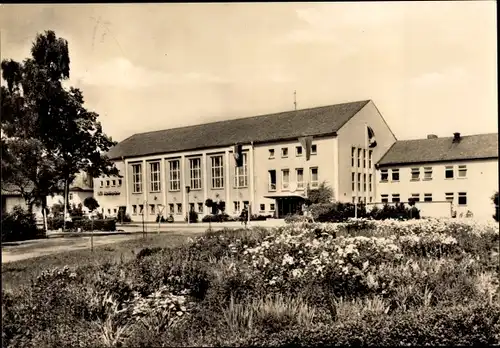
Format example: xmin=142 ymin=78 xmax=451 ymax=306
xmin=1 ymin=234 xmax=138 ymax=263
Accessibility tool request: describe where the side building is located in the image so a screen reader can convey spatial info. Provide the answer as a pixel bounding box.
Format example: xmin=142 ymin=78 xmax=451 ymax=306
xmin=376 ymin=132 xmax=499 ymax=220
xmin=101 ymin=99 xmax=396 ymax=222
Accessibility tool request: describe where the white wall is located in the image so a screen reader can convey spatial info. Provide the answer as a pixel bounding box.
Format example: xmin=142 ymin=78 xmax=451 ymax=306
xmin=377 ymin=159 xmax=498 ymax=221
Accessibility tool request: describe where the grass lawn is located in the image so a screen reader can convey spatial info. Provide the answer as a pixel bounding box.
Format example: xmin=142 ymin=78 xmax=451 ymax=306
xmin=1 ymin=231 xmax=204 ymax=291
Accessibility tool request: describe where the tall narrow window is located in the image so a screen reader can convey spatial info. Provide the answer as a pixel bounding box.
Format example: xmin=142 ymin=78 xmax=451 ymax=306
xmin=310 ymin=167 xmax=318 ymax=188
xmin=150 ymin=161 xmax=161 ymax=192
xmin=282 ymin=169 xmax=290 ymax=190
xmin=369 ymin=174 xmax=373 ymax=192
xmin=234 ymin=153 xmax=248 ymax=188
xmin=233 ymin=201 xmax=241 ymax=212
xmin=189 ymin=158 xmax=202 ymax=190
xmin=357 ymin=173 xmax=361 ymax=191
xmin=296 ymin=168 xmax=304 ymax=189
xmin=176 ymin=203 xmax=182 ymax=214
xmin=268 ymin=170 xmax=277 ymax=191
xmin=150 ymin=204 xmax=155 ymax=215
xmin=169 ymin=160 xmax=180 ymax=191
xmin=281 ymin=147 xmax=288 ymax=158
xmin=363 ymin=149 xmax=366 ymax=168
xmin=351 ymin=147 xmax=356 ymax=167
xmin=351 ymin=172 xmax=355 ymax=191
xmin=357 ymin=148 xmax=361 ymax=167
xmin=368 ymin=150 xmax=373 ymax=168
xmin=363 ymin=174 xmax=366 ymax=191
xmin=132 ymin=164 xmax=142 ymax=193
xmin=211 ymin=155 xmax=224 ymax=189
xmin=169 ymin=203 xmax=174 ymax=214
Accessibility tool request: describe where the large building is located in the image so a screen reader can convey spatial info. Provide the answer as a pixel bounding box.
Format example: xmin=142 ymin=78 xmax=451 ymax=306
xmin=99 ymin=100 xmax=397 ymax=221
xmin=376 ymin=132 xmax=498 ymax=221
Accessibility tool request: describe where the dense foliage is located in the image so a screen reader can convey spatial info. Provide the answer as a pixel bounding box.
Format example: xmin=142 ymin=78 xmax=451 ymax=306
xmin=1 ymin=206 xmax=45 ymax=242
xmin=2 ymin=218 xmax=499 ymax=347
xmin=306 ymin=202 xmax=420 ymax=222
xmin=47 ymin=217 xmax=116 ymax=232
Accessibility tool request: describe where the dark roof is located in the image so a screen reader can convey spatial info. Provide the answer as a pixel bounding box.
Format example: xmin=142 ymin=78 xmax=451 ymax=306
xmin=107 ymin=100 xmax=371 ymax=159
xmin=377 ymin=133 xmax=498 ymax=166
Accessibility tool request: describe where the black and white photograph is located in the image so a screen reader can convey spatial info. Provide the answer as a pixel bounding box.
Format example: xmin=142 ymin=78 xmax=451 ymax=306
xmin=1 ymin=2 xmax=499 ymax=347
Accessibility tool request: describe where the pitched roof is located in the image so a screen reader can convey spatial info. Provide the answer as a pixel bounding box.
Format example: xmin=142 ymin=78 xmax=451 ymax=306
xmin=107 ymin=100 xmax=371 ymax=160
xmin=377 ymin=133 xmax=498 ymax=166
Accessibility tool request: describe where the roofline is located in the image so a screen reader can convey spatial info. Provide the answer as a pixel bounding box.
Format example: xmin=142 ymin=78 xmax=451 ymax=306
xmin=329 ymin=99 xmax=371 ymax=133
xmin=370 ymin=100 xmax=398 ymax=141
xmin=376 ymin=156 xmax=499 ymax=168
xmin=114 ymin=100 xmax=371 ymax=141
xmin=110 ymin=132 xmax=339 ymax=161
xmin=376 ymin=141 xmax=397 ymax=166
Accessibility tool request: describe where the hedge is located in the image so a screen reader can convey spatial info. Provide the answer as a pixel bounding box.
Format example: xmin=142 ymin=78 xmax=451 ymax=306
xmin=47 ymin=217 xmax=116 ymax=231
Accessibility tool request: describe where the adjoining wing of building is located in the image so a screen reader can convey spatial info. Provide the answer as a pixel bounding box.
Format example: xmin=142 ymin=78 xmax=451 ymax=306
xmin=3 ymin=99 xmax=498 ymax=222
xmin=376 ymin=132 xmax=498 ymax=219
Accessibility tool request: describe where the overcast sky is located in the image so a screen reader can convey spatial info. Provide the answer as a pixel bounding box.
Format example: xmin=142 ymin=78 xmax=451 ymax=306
xmin=1 ymin=2 xmax=497 ymax=142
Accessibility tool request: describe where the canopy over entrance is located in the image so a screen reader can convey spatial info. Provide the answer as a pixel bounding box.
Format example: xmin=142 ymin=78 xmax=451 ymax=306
xmin=264 ymin=193 xmax=306 ymax=218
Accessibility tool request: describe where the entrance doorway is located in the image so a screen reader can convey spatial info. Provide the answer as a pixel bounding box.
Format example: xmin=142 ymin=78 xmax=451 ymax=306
xmin=277 ymin=197 xmax=305 ymax=218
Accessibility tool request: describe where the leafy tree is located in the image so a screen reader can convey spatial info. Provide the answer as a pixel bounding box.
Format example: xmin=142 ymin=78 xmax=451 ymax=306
xmin=307 ymin=181 xmax=334 ymax=205
xmin=1 ymin=30 xmax=118 ymax=230
xmin=83 ymin=196 xmax=100 ymax=212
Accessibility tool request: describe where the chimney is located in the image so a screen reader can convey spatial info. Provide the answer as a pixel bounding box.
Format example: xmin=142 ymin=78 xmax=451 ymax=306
xmin=427 ymin=134 xmax=438 ymax=139
xmin=453 ymin=132 xmax=461 ymax=143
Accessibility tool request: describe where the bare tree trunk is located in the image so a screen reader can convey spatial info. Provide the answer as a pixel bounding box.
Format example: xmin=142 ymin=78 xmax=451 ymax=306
xmin=41 ymin=196 xmax=48 ymax=232
xmin=62 ymin=177 xmax=68 ymax=231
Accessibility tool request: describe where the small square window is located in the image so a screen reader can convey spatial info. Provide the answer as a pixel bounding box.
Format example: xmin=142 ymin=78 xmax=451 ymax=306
xmin=392 ymin=194 xmax=400 ymax=203
xmin=458 ymin=165 xmax=467 ymax=178
xmin=458 ymin=192 xmax=467 ymax=205
xmin=269 ymin=149 xmax=275 ymax=158
xmin=296 ymin=146 xmax=303 ymax=156
xmin=445 ymin=192 xmax=454 ymax=202
xmin=270 ymin=203 xmax=275 ymax=211
xmin=424 ymin=167 xmax=432 ymax=180
xmin=411 ymin=193 xmax=420 ymax=202
xmin=381 ymin=194 xmax=389 ymax=203
xmin=260 ymin=204 xmax=265 ymax=211
xmin=281 ymin=148 xmax=288 ymax=158
xmin=381 ymin=169 xmax=388 ymax=182
xmin=424 ymin=193 xmax=432 ymax=202
xmin=311 ymin=144 xmax=317 ymax=154
xmin=411 ymin=168 xmax=420 ymax=181
xmin=445 ymin=166 xmax=454 ymax=179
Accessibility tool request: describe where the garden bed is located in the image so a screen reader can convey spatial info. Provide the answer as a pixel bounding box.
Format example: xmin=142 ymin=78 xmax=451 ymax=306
xmin=2 ymin=219 xmax=499 ymax=347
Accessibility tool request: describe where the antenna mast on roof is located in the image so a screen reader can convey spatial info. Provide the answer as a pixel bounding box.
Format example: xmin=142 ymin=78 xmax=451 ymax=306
xmin=294 ymin=90 xmax=297 ymax=111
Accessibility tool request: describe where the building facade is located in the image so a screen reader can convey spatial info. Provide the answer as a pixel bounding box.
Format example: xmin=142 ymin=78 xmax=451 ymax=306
xmin=376 ymin=133 xmax=499 ymax=220
xmin=100 ymin=100 xmax=398 ymax=222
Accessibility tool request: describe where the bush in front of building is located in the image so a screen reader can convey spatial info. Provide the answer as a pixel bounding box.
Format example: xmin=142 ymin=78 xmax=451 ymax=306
xmin=306 ymin=202 xmax=420 ymax=222
xmin=369 ymin=203 xmax=420 ymax=220
xmin=492 ymin=192 xmax=499 ymax=222
xmin=47 ymin=217 xmax=117 ymax=232
xmin=1 ymin=206 xmax=45 ymax=242
xmin=201 ymin=213 xmax=235 ymax=223
xmin=186 ymin=211 xmax=199 ymax=223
